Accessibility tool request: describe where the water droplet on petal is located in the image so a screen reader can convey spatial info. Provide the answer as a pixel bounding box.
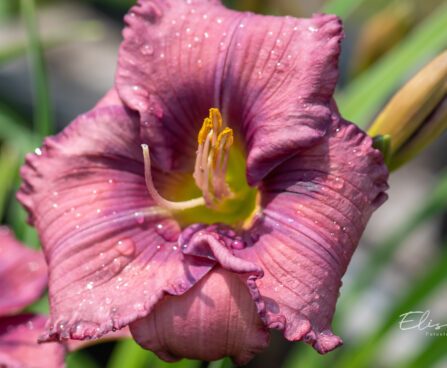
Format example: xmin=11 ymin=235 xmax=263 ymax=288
xmin=308 ymin=26 xmax=319 ymax=32
xmin=34 ymin=147 xmax=42 ymax=156
xmin=116 ymin=239 xmax=136 ymax=256
xmin=141 ymin=44 xmax=154 ymax=56
xmin=231 ymin=239 xmax=245 ymax=250
xmin=134 ymin=212 xmax=145 ymax=224
xmin=112 ymin=258 xmax=121 ymax=273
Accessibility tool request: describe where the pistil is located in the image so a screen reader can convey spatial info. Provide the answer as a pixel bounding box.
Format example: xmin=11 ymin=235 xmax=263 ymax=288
xmin=141 ymin=144 xmax=205 ymax=211
xmin=141 ymin=108 xmax=234 ymax=212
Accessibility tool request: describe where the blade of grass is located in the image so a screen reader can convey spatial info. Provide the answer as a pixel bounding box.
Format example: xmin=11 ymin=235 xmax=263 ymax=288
xmin=336 ymin=0 xmax=447 ymax=128
xmin=333 ymin=241 xmax=447 ymax=368
xmin=0 ymin=145 xmax=19 ymax=220
xmin=400 ymin=335 xmax=447 ymax=368
xmin=321 ymin=0 xmax=366 ymax=19
xmin=20 ymin=0 xmax=54 ymax=137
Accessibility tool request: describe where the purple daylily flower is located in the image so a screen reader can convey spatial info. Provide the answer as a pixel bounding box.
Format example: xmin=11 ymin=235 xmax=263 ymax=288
xmin=0 ymin=227 xmax=65 ymax=368
xmin=17 ymin=0 xmax=389 ymax=364
xmin=0 ymin=227 xmax=132 ymax=368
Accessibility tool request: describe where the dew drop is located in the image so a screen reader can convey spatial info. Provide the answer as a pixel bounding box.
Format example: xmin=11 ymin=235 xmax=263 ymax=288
xmin=52 ymin=203 xmax=58 ymax=209
xmin=231 ymin=239 xmax=244 ymax=250
xmin=308 ymin=26 xmax=319 ymax=32
xmin=217 ymin=18 xmax=222 ymax=24
xmin=34 ymin=147 xmax=42 ymax=156
xmin=134 ymin=211 xmax=145 ymax=224
xmin=112 ymin=258 xmax=121 ymax=273
xmin=141 ymin=44 xmax=154 ymax=56
xmin=86 ymin=282 xmax=94 ymax=290
xmin=204 ymin=32 xmax=209 ymax=38
xmin=116 ymin=239 xmax=136 ymax=257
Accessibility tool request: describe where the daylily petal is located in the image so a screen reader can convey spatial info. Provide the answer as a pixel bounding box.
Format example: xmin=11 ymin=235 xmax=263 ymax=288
xmin=234 ymin=115 xmax=388 ymax=353
xmin=66 ymin=326 xmax=132 ymax=352
xmin=0 ymin=227 xmax=47 ymax=316
xmin=116 ymin=0 xmax=343 ymax=183
xmin=0 ymin=314 xmax=66 ymax=368
xmin=17 ymin=105 xmax=214 ymax=342
xmin=130 ymin=267 xmax=269 ymax=365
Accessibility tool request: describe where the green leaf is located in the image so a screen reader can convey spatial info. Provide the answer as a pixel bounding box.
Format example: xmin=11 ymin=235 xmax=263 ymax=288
xmin=208 ymin=358 xmax=234 ymax=368
xmin=337 ymin=0 xmax=447 ymax=129
xmin=25 ymin=292 xmax=49 ymax=315
xmin=155 ymin=359 xmax=202 ymax=368
xmin=20 ymin=0 xmax=54 ymax=137
xmin=67 ymin=351 xmax=100 ymax=368
xmin=107 ymin=339 xmax=154 ymax=368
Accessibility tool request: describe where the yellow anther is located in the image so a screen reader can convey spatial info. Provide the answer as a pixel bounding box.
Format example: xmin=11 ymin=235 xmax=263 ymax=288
xmin=209 ymin=108 xmax=222 ymax=132
xmin=213 ymin=128 xmax=233 ymax=169
xmin=198 ymin=118 xmax=213 ymax=145
xmin=216 ymin=127 xmax=233 ymax=150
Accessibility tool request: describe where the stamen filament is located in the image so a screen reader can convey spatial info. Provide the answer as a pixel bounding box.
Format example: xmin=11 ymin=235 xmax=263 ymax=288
xmin=141 ymin=144 xmax=205 ymax=211
xmin=193 ymin=108 xmax=235 ymax=204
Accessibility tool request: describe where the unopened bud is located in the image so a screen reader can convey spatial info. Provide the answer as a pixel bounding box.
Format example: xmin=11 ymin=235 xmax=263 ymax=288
xmin=368 ymin=50 xmax=447 ymax=170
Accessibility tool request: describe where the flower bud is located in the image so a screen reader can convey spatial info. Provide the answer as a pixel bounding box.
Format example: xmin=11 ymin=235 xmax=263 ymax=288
xmin=368 ymin=50 xmax=447 ymax=170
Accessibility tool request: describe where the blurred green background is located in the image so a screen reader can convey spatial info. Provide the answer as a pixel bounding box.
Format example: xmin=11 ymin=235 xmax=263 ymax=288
xmin=1 ymin=0 xmax=447 ymax=367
